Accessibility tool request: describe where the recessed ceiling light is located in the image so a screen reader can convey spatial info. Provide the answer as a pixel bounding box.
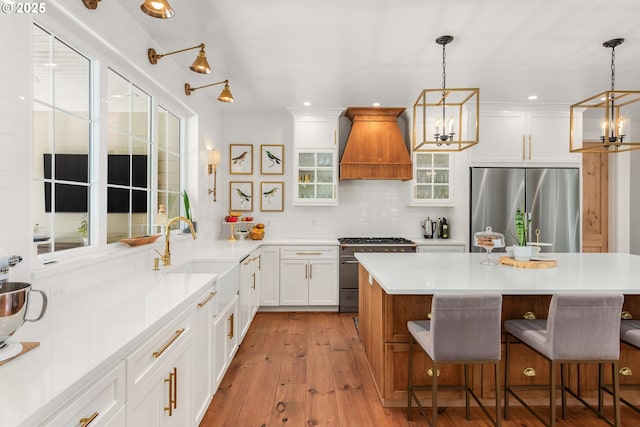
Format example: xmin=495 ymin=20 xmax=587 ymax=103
xmin=303 ymin=101 xmax=311 ymax=107
xmin=528 ymin=95 xmax=538 ymax=100
xmin=372 ymin=102 xmax=381 ymax=107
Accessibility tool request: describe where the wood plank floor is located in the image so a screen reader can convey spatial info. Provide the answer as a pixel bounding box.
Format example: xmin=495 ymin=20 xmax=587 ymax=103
xmin=201 ymin=312 xmax=640 ymax=426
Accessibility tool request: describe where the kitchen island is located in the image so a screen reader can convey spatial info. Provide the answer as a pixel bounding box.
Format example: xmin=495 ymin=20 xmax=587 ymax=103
xmin=355 ymin=252 xmax=640 ymax=407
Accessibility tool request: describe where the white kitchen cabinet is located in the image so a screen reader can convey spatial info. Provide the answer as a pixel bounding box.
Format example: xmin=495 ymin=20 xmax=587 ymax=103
xmin=279 ymin=246 xmax=338 ymax=306
xmin=289 ymin=108 xmax=342 ymax=148
xmin=213 ymin=294 xmax=239 ymax=389
xmin=410 ymin=152 xmax=453 ymax=205
xmin=293 ymin=149 xmax=338 ymax=206
xmin=289 ymin=108 xmax=342 ymax=206
xmin=127 ymin=331 xmax=190 ymax=427
xmin=259 ymin=246 xmax=280 ymax=306
xmin=238 ymin=249 xmax=261 ymax=341
xmin=190 ymin=286 xmax=217 ymax=426
xmin=41 ymin=362 xmax=126 ymax=427
xmin=468 ymin=108 xmax=580 ymax=165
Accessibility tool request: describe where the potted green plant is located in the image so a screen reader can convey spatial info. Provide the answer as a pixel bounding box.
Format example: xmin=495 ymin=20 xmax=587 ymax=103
xmin=78 ymin=215 xmax=88 ymax=245
xmin=511 ymin=207 xmax=532 ymax=260
xmin=182 ymin=190 xmax=196 ymax=232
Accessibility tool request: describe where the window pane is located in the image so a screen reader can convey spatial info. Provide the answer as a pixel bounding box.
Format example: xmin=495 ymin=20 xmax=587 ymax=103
xmin=416 ymin=170 xmax=433 ymax=184
xmin=166 ymin=113 xmax=180 ymax=153
xmin=33 ymin=106 xmax=52 ymax=177
xmin=416 ymin=185 xmax=432 ymax=199
xmin=167 ymin=153 xmax=179 ymax=192
xmin=108 ymin=72 xmax=131 ymax=133
xmin=32 ymin=25 xmax=93 ymax=253
xmin=416 ymin=153 xmax=433 ymax=168
xmin=434 ymin=154 xmax=449 ymax=168
xmin=434 ymin=185 xmax=449 ymax=199
xmin=53 ymin=38 xmax=90 ymax=119
xmin=132 ymin=84 xmax=150 ymax=140
xmin=32 ymin=26 xmax=52 ymax=105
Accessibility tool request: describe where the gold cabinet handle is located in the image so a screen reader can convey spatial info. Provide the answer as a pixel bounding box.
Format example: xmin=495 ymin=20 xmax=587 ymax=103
xmin=79 ymin=412 xmax=99 ymax=427
xmin=334 ymin=130 xmax=337 ymax=145
xmin=309 ymin=264 xmax=313 ymax=280
xmin=197 ymin=291 xmax=217 ymax=308
xmin=522 ymin=135 xmax=526 ymax=160
xmin=164 ymin=367 xmax=176 ymax=416
xmin=228 ymin=313 xmax=234 ymax=339
xmin=296 ymin=252 xmax=322 ymax=256
xmin=252 ymin=272 xmax=256 ymax=290
xmin=153 ymin=328 xmax=185 ymax=359
xmin=620 ymin=367 xmax=633 ymax=376
xmin=523 ymin=311 xmax=537 ymax=320
xmin=523 ymin=367 xmax=537 ymax=377
xmin=173 ymin=366 xmax=178 ymax=411
xmin=622 ymin=311 xmax=633 ymax=320
xmin=427 ymin=368 xmax=441 ymax=377
xmin=528 ymin=135 xmax=532 ymax=160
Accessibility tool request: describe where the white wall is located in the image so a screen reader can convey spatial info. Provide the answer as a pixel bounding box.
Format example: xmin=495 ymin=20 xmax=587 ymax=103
xmin=0 ymin=1 xmax=224 ymax=282
xmin=220 ymin=113 xmax=468 ymax=242
xmin=630 ymin=151 xmax=640 ymax=255
xmin=0 ymin=14 xmax=33 ymax=281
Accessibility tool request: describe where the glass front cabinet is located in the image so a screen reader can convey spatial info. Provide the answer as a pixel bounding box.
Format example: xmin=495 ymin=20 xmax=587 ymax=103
xmin=410 ymin=152 xmax=452 ymax=205
xmin=293 ymin=149 xmax=337 ymax=206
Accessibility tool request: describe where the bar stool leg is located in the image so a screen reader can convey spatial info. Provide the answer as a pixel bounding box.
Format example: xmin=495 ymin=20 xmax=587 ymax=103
xmin=464 ymin=364 xmax=471 ymax=420
xmin=407 ymin=338 xmax=414 ymax=420
xmin=495 ymin=360 xmax=502 ymax=427
xmin=432 ymin=361 xmax=439 ymax=427
xmin=560 ymin=363 xmax=567 ymax=419
xmin=612 ymin=361 xmax=621 ymax=427
xmin=598 ymin=363 xmax=604 ymax=417
xmin=550 ymin=361 xmax=557 ymax=427
xmin=504 ymin=333 xmax=511 ymax=420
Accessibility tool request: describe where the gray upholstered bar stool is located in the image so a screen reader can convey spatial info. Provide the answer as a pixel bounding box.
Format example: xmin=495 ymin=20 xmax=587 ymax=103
xmin=504 ymin=293 xmax=624 ymax=427
xmin=407 ymin=293 xmax=502 ymax=426
xmin=616 ymin=319 xmax=640 ymax=414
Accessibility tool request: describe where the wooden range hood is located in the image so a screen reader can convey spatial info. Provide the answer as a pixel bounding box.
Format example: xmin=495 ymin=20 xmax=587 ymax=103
xmin=340 ymin=107 xmax=412 ymax=181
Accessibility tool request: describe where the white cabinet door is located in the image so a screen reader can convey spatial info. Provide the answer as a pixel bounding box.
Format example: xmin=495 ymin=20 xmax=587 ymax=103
xmin=239 ymin=250 xmax=260 ymax=341
xmin=294 ymin=117 xmax=338 ymax=148
xmin=469 ymin=110 xmax=527 ymax=164
xmin=279 ymin=259 xmax=309 ymax=305
xmin=293 ymin=149 xmax=338 ymax=206
xmin=308 ymin=259 xmax=338 ymax=305
xmin=42 ymin=362 xmax=126 ymax=427
xmin=191 ymin=288 xmax=216 ymax=426
xmin=259 ymin=247 xmax=280 ymax=306
xmin=526 ymin=111 xmax=580 ymax=163
xmin=212 ymin=295 xmax=238 ymax=389
xmin=127 ymin=337 xmax=189 ymax=427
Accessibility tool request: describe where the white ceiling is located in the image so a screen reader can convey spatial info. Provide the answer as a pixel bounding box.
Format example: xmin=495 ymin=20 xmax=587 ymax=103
xmin=123 ymin=0 xmax=640 ymax=114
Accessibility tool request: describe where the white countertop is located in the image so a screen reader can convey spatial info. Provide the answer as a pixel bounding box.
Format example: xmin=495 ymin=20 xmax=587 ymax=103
xmin=355 ymin=252 xmax=640 ymax=295
xmin=0 ymin=236 xmax=341 ymax=426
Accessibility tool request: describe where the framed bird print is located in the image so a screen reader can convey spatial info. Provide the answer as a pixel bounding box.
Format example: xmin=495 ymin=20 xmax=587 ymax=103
xmin=229 ymin=144 xmax=253 ymax=175
xmin=230 ymin=181 xmax=253 ymax=211
xmin=260 ymin=144 xmax=284 ymax=175
xmin=260 ymin=181 xmax=284 ymax=212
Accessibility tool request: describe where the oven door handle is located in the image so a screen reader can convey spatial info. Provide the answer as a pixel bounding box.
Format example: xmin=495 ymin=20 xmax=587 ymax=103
xmin=340 ymin=260 xmax=360 ymax=264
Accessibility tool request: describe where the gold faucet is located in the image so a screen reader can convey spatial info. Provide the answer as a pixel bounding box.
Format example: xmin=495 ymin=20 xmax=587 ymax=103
xmin=155 ymin=216 xmax=197 ymax=268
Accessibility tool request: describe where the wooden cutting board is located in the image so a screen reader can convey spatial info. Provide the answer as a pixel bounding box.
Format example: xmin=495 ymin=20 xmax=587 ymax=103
xmin=499 ymin=256 xmax=557 ymax=269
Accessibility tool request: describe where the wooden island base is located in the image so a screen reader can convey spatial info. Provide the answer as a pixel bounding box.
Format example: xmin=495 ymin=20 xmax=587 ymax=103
xmin=358 ymin=264 xmax=640 ymax=408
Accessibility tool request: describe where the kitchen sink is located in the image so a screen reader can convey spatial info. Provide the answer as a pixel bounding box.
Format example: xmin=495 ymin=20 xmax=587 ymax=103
xmin=168 ymin=260 xmax=240 ymax=314
xmin=168 ymin=260 xmax=237 ymax=275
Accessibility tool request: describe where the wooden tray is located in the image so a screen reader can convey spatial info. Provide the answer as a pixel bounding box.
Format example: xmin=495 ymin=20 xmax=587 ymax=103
xmin=119 ymin=234 xmax=162 ymax=247
xmin=499 ymin=256 xmax=557 ymax=269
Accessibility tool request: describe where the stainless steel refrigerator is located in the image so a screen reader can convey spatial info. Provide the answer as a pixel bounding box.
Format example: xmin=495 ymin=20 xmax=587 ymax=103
xmin=470 ymin=167 xmax=580 ymax=252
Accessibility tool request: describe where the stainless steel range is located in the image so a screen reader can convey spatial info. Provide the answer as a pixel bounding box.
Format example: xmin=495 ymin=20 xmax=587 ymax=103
xmin=338 ymin=237 xmax=416 ymax=312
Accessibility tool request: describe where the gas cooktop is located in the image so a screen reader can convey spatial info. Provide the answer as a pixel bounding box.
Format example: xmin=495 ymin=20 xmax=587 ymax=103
xmin=338 ymin=237 xmax=415 ymax=245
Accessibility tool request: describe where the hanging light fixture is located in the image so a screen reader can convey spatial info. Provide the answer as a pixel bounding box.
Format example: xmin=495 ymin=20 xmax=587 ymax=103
xmin=148 ymin=43 xmax=212 ymax=74
xmin=184 ymin=80 xmax=234 ymax=103
xmin=570 ymin=38 xmax=640 ymax=153
xmin=412 ymin=35 xmax=479 ymax=152
xmin=140 ymin=0 xmax=174 ymax=19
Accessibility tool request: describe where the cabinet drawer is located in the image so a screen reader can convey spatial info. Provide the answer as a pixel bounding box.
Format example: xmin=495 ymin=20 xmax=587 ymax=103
xmin=280 ymin=246 xmax=337 ymax=259
xmin=126 ymin=312 xmax=190 ymax=394
xmin=42 ymin=362 xmax=125 ymax=427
